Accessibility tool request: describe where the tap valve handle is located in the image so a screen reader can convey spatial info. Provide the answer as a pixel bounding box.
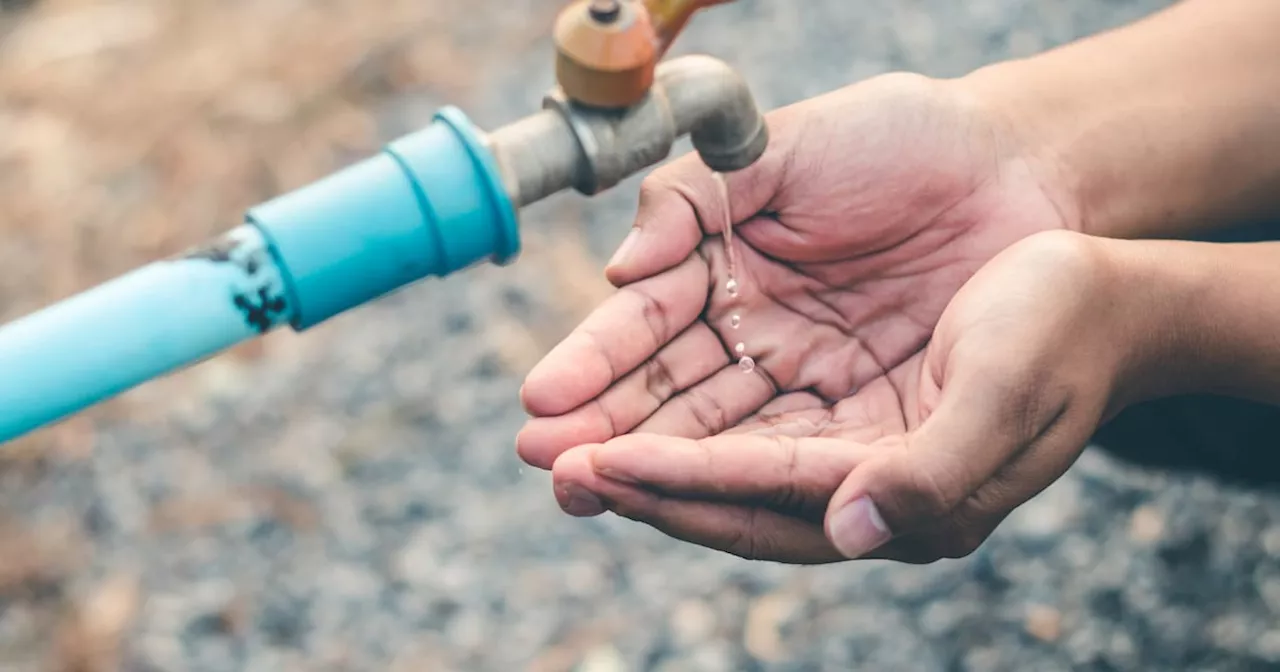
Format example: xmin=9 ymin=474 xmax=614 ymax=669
xmin=552 ymin=0 xmax=737 ymax=108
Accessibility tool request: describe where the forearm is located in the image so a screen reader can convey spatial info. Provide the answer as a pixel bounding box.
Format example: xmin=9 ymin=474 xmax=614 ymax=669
xmin=1107 ymin=237 xmax=1280 ymax=410
xmin=964 ymin=0 xmax=1280 ymax=240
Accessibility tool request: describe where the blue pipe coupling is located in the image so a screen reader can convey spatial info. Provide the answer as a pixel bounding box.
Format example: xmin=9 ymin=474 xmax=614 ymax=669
xmin=251 ymin=106 xmax=521 ymax=330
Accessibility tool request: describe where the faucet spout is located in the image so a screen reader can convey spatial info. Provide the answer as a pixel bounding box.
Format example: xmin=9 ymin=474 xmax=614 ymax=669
xmin=487 ymin=54 xmax=768 ymax=208
xmin=659 ymin=54 xmax=769 ymax=172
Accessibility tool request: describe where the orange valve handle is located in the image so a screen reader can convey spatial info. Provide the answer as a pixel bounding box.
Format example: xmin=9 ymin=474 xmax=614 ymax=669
xmin=645 ymin=0 xmax=735 ymax=57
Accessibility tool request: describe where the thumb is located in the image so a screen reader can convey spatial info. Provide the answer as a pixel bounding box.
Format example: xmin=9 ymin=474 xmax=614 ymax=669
xmin=822 ymin=370 xmax=1052 ymax=560
xmin=604 ymin=133 xmax=786 ymax=287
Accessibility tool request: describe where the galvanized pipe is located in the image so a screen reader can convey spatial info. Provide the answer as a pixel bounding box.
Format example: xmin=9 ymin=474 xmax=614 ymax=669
xmin=485 ymin=109 xmax=583 ymax=209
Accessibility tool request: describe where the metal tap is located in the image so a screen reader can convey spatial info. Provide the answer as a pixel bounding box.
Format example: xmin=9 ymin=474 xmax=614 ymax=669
xmin=487 ymin=0 xmax=768 ymax=207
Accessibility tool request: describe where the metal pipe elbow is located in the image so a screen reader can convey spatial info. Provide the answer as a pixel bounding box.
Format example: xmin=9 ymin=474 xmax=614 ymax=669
xmin=657 ymin=54 xmax=768 ymax=173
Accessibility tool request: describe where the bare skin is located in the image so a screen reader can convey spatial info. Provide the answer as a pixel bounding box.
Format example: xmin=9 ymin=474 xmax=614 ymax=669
xmin=517 ymin=73 xmax=1077 ymax=563
xmin=518 ymin=73 xmax=1072 ymax=466
xmin=517 ymin=0 xmax=1280 ymax=565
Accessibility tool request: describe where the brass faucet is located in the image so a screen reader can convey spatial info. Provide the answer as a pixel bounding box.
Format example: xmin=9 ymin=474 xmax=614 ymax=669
xmin=553 ymin=0 xmax=737 ymax=108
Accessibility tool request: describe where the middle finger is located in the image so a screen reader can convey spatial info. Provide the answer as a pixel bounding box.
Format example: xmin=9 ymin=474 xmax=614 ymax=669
xmin=517 ymin=321 xmax=728 ymax=468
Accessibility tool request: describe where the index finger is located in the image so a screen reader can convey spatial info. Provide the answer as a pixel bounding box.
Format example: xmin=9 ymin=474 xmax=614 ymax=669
xmin=606 ymin=149 xmax=780 ymax=286
xmin=521 ymin=253 xmax=711 ymax=417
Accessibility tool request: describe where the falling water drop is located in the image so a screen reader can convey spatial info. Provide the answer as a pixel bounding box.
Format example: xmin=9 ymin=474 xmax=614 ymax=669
xmin=714 ymin=172 xmax=737 ymax=277
xmin=715 ymin=171 xmax=754 ymax=375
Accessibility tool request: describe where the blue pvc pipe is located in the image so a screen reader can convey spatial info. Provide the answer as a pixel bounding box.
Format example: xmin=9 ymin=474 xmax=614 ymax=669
xmin=0 ymin=106 xmax=519 ymax=443
xmin=0 ymin=225 xmax=293 ymax=439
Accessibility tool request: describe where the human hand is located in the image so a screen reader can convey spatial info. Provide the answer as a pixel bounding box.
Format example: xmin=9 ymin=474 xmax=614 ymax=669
xmin=518 ymin=71 xmax=1075 ymax=465
xmin=515 ymin=71 xmax=1085 ymax=560
xmin=543 ymin=231 xmax=1149 ymax=563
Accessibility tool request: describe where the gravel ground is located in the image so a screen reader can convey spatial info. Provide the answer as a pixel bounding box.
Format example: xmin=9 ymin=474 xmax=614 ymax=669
xmin=4 ymin=0 xmax=1280 ymax=670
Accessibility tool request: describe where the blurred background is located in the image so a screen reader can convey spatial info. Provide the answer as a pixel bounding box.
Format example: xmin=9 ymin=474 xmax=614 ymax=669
xmin=1 ymin=0 xmax=1278 ymax=670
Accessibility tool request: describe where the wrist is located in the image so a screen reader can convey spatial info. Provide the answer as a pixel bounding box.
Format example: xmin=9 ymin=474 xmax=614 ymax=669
xmin=957 ymin=59 xmax=1098 ymax=236
xmin=1092 ymin=238 xmax=1206 ymax=413
xmin=948 ymin=59 xmax=1089 ymax=237
xmin=957 ymin=57 xmax=1163 ymax=242
xmin=958 ymin=0 xmax=1280 ymax=241
xmin=1099 ymin=237 xmax=1280 ymax=409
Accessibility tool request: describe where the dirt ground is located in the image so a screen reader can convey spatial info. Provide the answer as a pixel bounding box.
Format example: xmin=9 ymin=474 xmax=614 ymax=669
xmin=2 ymin=1 xmax=1279 ymax=671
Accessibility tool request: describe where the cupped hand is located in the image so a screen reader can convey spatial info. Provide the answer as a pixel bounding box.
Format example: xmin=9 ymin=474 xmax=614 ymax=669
xmin=516 ymin=72 xmax=1084 ymax=561
xmin=544 ymin=231 xmax=1139 ymax=564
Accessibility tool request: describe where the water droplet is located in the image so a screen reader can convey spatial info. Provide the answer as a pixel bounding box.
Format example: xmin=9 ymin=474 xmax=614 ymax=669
xmin=730 ymin=314 xmax=741 ymax=329
xmin=734 ymin=342 xmax=746 ymax=355
xmin=738 ymin=356 xmax=756 ymax=373
xmin=725 ymin=277 xmax=739 ymax=298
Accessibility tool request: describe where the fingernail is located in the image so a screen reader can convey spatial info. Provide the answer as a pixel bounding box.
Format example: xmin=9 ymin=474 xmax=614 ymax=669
xmin=607 ymin=227 xmax=641 ymax=269
xmin=560 ymin=484 xmax=606 ymax=517
xmin=829 ymin=496 xmax=892 ymax=559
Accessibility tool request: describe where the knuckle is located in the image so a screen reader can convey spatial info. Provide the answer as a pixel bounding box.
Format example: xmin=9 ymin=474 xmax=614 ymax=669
xmin=765 ymin=435 xmax=806 ymax=512
xmin=641 ymin=353 xmax=679 ymax=402
xmin=580 ymin=327 xmax=619 ymax=381
xmin=725 ymin=507 xmax=770 ymax=561
xmin=636 ymin=173 xmax=668 ymax=204
xmin=630 ymin=286 xmax=673 ymax=345
xmin=637 ymin=169 xmax=691 ymax=209
xmin=894 ymin=459 xmax=964 ymax=523
xmin=678 ymin=387 xmax=729 ymax=436
xmin=592 ymin=398 xmax=619 ymax=438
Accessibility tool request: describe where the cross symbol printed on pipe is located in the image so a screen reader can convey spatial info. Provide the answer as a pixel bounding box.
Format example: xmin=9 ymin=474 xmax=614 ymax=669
xmin=234 ymin=288 xmax=288 ymax=334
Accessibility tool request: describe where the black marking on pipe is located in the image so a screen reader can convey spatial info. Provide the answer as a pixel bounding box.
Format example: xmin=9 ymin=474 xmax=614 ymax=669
xmin=183 ymin=234 xmax=243 ymax=265
xmin=234 ymin=288 xmax=288 ymax=334
xmin=182 ymin=232 xmax=263 ymax=276
xmin=180 ymin=230 xmax=288 ymax=333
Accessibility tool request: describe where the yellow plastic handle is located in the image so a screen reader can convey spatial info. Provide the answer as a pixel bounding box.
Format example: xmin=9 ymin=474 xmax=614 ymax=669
xmin=644 ymin=0 xmax=735 ymax=56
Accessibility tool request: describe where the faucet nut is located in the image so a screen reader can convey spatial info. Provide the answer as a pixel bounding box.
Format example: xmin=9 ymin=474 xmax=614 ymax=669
xmin=588 ymin=0 xmax=622 ymax=23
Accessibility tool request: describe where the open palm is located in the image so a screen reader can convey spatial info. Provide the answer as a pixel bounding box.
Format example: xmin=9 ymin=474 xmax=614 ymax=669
xmin=517 ymin=72 xmax=1074 ymax=472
